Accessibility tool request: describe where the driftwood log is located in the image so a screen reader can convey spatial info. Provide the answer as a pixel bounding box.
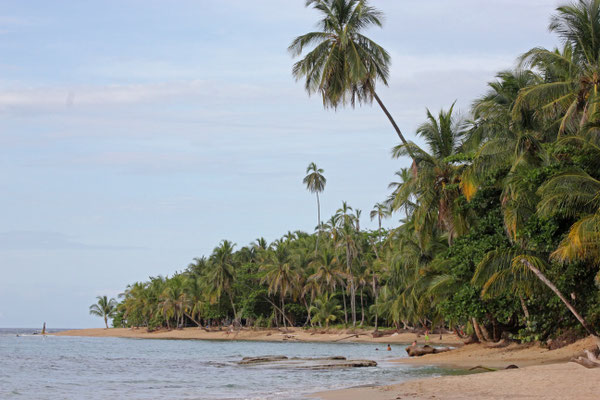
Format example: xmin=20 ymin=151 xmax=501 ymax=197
xmin=405 ymin=345 xmax=452 ymax=357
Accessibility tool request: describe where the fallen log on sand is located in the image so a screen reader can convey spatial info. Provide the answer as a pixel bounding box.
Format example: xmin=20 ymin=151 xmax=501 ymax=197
xmin=405 ymin=345 xmax=452 ymax=357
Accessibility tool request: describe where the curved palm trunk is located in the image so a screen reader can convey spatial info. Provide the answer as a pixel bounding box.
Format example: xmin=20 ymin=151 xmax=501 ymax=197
xmin=281 ymin=296 xmax=287 ymax=329
xmin=371 ymin=90 xmax=413 ymax=157
xmin=522 ymin=259 xmax=594 ymax=335
xmin=472 ymin=318 xmax=485 ymax=343
xmin=228 ymin=293 xmax=238 ymax=327
xmin=104 ymin=316 xmax=108 ymax=329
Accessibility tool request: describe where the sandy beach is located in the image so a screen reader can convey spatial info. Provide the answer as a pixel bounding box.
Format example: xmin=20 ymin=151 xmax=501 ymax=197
xmin=317 ymin=336 xmax=600 ymax=400
xmin=54 ymin=327 xmax=462 ymax=345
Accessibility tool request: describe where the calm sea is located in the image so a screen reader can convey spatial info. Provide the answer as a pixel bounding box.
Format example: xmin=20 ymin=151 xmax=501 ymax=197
xmin=0 ymin=328 xmax=463 ymax=400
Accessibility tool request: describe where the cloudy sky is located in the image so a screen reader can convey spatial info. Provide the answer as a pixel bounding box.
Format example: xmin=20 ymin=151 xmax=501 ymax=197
xmin=0 ymin=0 xmax=561 ymax=328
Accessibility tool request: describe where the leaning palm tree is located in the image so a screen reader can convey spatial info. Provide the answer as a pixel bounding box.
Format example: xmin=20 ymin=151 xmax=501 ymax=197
xmin=303 ymin=162 xmax=327 ymax=253
xmin=89 ymin=295 xmax=118 ymax=329
xmin=289 ymin=0 xmax=414 ymax=155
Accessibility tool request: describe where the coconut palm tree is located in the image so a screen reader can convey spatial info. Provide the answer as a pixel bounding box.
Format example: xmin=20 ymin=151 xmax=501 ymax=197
xmin=89 ymin=295 xmax=118 ymax=329
xmin=537 ymin=154 xmax=600 ymax=274
xmin=260 ymin=244 xmax=300 ymax=328
xmin=207 ymin=240 xmax=239 ymax=325
xmin=514 ymin=1 xmax=600 ymax=134
xmin=370 ymin=202 xmax=391 ymax=241
xmin=304 ymin=162 xmax=327 ymax=253
xmin=289 ymin=0 xmax=414 ymax=154
xmin=309 ymin=247 xmax=347 ymax=295
xmin=310 ymin=293 xmax=342 ymax=328
xmin=474 ymin=248 xmax=595 ymax=335
xmin=392 ymin=103 xmax=467 ymax=243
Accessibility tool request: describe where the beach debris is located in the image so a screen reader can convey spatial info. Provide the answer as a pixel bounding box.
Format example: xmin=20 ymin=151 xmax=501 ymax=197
xmin=238 ymin=355 xmax=376 ymax=369
xmin=333 ymin=334 xmax=359 ymax=342
xmin=570 ymin=347 xmax=600 ymax=368
xmin=405 ymin=345 xmax=451 ymax=357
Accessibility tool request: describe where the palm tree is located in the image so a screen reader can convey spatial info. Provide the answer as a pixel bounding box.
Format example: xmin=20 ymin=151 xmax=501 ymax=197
xmin=514 ymin=1 xmax=600 ymax=134
xmin=289 ymin=0 xmax=414 ymax=154
xmin=474 ymin=248 xmax=595 ymax=335
xmin=304 ymin=162 xmax=327 ymax=253
xmin=336 ymin=202 xmax=359 ymax=326
xmin=207 ymin=240 xmax=239 ymax=325
xmin=370 ymin=202 xmax=391 ymax=240
xmin=310 ymin=293 xmax=342 ymax=328
xmin=89 ymin=295 xmax=118 ymax=329
xmin=537 ymin=156 xmax=600 ymax=277
xmin=392 ymin=103 xmax=467 ymax=243
xmin=309 ymin=248 xmax=347 ymax=295
xmin=260 ymin=244 xmax=300 ymax=328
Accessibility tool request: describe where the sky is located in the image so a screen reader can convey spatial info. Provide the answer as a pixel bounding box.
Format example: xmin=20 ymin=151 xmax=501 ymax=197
xmin=0 ymin=0 xmax=561 ymax=328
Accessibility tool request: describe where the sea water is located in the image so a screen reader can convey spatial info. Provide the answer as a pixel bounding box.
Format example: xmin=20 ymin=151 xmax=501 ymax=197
xmin=0 ymin=328 xmax=463 ymax=400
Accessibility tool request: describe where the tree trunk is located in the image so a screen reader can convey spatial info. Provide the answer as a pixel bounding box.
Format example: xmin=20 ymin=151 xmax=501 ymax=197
xmin=281 ymin=296 xmax=287 ymax=329
xmin=479 ymin=321 xmax=492 ymax=342
xmin=342 ymin=287 xmax=348 ymax=325
xmin=315 ymin=192 xmax=321 ymax=255
xmin=185 ymin=312 xmax=202 ymax=327
xmin=519 ymin=295 xmax=530 ymax=322
xmin=371 ymin=90 xmax=410 ymax=149
xmin=303 ymin=298 xmax=312 ymax=327
xmin=360 ymin=288 xmax=364 ymax=326
xmin=229 ymin=293 xmax=238 ymax=327
xmin=472 ymin=318 xmax=485 ymax=343
xmin=522 ymin=259 xmax=594 ymax=335
xmin=346 ymin=243 xmax=356 ymax=327
xmin=372 ymin=275 xmax=378 ymax=331
xmin=104 ymin=316 xmax=108 ymax=329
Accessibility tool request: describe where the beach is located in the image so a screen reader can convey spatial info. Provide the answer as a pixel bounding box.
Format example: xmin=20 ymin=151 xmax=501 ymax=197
xmin=54 ymin=327 xmax=463 ymax=345
xmin=56 ymin=328 xmax=600 ymax=399
xmin=317 ymin=335 xmax=600 ymax=400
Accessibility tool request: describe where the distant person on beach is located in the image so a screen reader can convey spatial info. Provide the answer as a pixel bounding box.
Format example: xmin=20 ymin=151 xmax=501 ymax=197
xmin=387 ymin=344 xmax=391 ymax=351
xmin=424 ymin=330 xmax=430 ymax=344
xmin=412 ymin=340 xmax=417 ymax=347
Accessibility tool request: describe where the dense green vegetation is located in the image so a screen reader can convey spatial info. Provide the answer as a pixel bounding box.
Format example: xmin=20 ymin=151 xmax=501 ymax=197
xmin=106 ymin=0 xmax=600 ymax=342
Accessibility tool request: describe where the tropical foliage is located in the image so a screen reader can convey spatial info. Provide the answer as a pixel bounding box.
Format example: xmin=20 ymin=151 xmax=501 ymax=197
xmin=110 ymin=0 xmax=600 ymax=343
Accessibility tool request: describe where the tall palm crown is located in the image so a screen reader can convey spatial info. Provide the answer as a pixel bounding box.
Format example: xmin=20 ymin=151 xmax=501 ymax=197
xmin=515 ymin=0 xmax=600 ymax=133
xmin=303 ymin=162 xmax=326 ymax=194
xmin=290 ymin=0 xmax=412 ymax=148
xmin=289 ymin=0 xmax=389 ymax=108
xmin=304 ymin=162 xmax=327 ymax=252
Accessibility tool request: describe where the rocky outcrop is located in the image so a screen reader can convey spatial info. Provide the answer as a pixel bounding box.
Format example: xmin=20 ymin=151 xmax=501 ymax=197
xmin=238 ymin=355 xmax=376 ymax=369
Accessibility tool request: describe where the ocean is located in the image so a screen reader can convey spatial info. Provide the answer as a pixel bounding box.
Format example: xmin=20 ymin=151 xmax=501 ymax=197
xmin=0 ymin=328 xmax=463 ymax=399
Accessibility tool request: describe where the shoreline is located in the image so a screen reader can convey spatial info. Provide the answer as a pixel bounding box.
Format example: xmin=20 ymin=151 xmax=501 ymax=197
xmin=53 ymin=327 xmax=463 ymax=346
xmin=316 ymin=336 xmax=600 ymax=400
